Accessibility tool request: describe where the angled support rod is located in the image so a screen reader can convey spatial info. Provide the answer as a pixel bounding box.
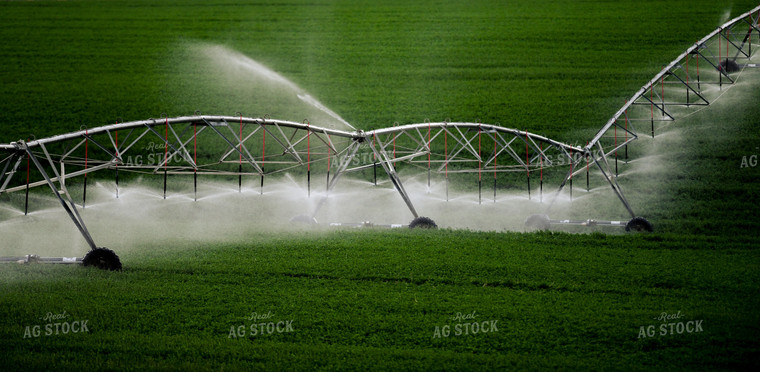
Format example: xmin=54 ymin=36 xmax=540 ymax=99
xmin=667 ymin=69 xmax=710 ymax=105
xmin=203 ymin=119 xmax=264 ymax=175
xmin=82 ymin=133 xmax=120 ymax=161
xmin=167 ymin=123 xmax=198 ymax=168
xmin=2 ymin=161 xmax=115 ymax=194
xmin=21 ymin=142 xmax=97 ymax=250
xmin=722 ymin=28 xmax=751 ymax=59
xmin=325 ymin=141 xmax=362 ymax=192
xmin=146 ymin=123 xmax=197 ymax=172
xmin=118 ymin=127 xmax=153 ymax=157
xmin=544 ymin=151 xmax=584 ymax=214
xmin=60 ymin=138 xmax=87 ymax=162
xmin=635 ymin=91 xmax=676 ymax=121
xmin=696 ymin=50 xmax=735 ymax=83
xmin=260 ymin=123 xmax=304 ymax=164
xmin=310 ymin=140 xmax=363 ymax=219
xmin=369 ymin=136 xmax=419 ymax=219
xmin=436 ymin=127 xmax=481 ymax=172
xmin=592 ymin=143 xmax=636 ymax=218
xmin=219 ymin=125 xmax=261 ymax=161
xmin=492 ymin=133 xmax=526 ymax=168
xmin=0 ymin=153 xmax=24 ymax=194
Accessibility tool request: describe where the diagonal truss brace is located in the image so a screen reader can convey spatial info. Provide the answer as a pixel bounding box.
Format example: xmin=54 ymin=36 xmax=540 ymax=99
xmin=310 ymin=139 xmax=363 ymax=219
xmin=544 ymin=147 xmax=583 ymax=212
xmin=202 ymin=119 xmax=264 ymax=175
xmin=0 ymin=153 xmax=24 ymax=193
xmin=19 ymin=141 xmax=97 ymax=250
xmin=591 ymin=142 xmax=635 ymax=218
xmin=368 ymin=136 xmax=419 ymax=219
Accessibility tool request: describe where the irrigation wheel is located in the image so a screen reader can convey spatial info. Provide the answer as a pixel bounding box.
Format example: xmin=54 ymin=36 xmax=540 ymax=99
xmin=409 ymin=216 xmax=437 ymax=229
xmin=625 ymin=217 xmax=653 ymax=233
xmin=524 ymin=214 xmax=550 ymax=232
xmin=82 ymin=247 xmax=122 ymax=271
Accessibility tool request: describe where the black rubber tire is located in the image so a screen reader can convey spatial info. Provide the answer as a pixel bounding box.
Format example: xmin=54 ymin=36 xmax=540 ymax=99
xmin=625 ymin=217 xmax=653 ymax=233
xmin=82 ymin=247 xmax=122 ymax=271
xmin=409 ymin=216 xmax=438 ymax=229
xmin=719 ymin=59 xmax=740 ymax=73
xmin=290 ymin=215 xmax=318 ymax=225
xmin=524 ymin=214 xmax=550 ymax=231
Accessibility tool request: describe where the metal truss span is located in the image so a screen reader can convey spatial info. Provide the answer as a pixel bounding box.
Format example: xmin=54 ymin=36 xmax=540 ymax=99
xmin=0 ymin=115 xmax=595 ymax=248
xmin=0 ymin=5 xmax=758 ymax=257
xmin=586 ymin=5 xmax=760 ymax=166
xmin=565 ymin=4 xmax=760 ymax=223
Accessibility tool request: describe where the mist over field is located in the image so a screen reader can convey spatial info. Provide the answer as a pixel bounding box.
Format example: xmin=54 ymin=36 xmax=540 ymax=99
xmin=1 ymin=1 xmax=760 ymax=370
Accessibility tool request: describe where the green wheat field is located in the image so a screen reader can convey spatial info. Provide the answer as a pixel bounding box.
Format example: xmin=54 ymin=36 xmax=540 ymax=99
xmin=1 ymin=0 xmax=759 ymax=370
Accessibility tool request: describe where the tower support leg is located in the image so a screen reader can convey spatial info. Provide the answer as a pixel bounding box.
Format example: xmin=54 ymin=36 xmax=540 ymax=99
xmin=21 ymin=141 xmax=98 ymax=250
xmin=368 ymin=140 xmax=419 ymax=219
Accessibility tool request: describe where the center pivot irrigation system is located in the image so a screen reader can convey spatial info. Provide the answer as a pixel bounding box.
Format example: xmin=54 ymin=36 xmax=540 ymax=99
xmin=1 ymin=6 xmax=758 ymax=270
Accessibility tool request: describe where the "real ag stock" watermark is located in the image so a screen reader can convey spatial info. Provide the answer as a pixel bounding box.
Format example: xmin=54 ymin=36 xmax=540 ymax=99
xmin=637 ymin=311 xmax=704 ymax=339
xmin=739 ymin=147 xmax=759 ymax=168
xmin=432 ymin=310 xmax=498 ymax=339
xmin=22 ymin=310 xmax=89 ymax=339
xmin=228 ymin=310 xmax=295 ymax=339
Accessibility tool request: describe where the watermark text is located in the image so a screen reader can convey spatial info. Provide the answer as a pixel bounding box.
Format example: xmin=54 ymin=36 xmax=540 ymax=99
xmin=23 ymin=310 xmax=89 ymax=339
xmin=228 ymin=310 xmax=295 ymax=339
xmin=432 ymin=310 xmax=499 ymax=339
xmin=637 ymin=311 xmax=704 ymax=339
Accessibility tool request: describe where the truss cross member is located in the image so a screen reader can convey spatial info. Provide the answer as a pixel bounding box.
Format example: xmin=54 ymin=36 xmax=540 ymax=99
xmin=544 ymin=149 xmax=581 ymax=214
xmin=368 ymin=135 xmax=419 ymax=219
xmin=19 ymin=141 xmax=98 ymax=250
xmin=591 ymin=145 xmax=636 ymax=219
xmin=0 ymin=153 xmax=24 ymax=193
xmin=309 ymin=140 xmax=363 ymax=219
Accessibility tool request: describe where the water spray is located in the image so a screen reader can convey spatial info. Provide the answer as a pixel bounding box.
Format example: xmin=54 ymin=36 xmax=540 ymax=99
xmin=2 ymin=6 xmax=759 ymax=268
xmin=297 ymin=94 xmax=355 ymax=131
